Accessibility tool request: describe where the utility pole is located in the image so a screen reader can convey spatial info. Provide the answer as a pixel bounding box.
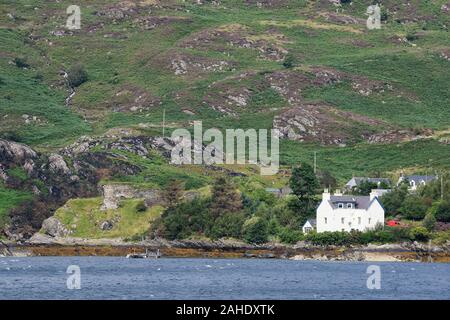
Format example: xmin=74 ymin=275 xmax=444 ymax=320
xmin=314 ymin=151 xmax=317 ymax=174
xmin=162 ymin=108 xmax=166 ymax=138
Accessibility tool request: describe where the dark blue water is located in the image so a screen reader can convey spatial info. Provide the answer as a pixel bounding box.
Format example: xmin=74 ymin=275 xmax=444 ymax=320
xmin=0 ymin=257 xmax=449 ymax=300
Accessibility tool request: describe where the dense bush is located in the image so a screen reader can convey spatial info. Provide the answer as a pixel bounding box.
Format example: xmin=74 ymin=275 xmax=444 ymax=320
xmin=401 ymin=195 xmax=428 ymax=220
xmin=243 ymin=217 xmax=269 ymax=244
xmin=434 ymin=200 xmax=450 ymax=222
xmin=154 ymin=198 xmax=212 ymax=240
xmin=135 ymin=201 xmax=147 ymax=212
xmin=409 ymin=226 xmax=430 ymax=242
xmin=208 ymin=212 xmax=245 ymax=239
xmin=422 ymin=213 xmax=436 ymax=231
xmin=278 ymin=227 xmax=303 ymax=244
xmin=14 ymin=57 xmax=30 ymax=68
xmin=67 ymin=64 xmax=88 ymax=87
xmin=305 ymin=231 xmax=353 ymax=246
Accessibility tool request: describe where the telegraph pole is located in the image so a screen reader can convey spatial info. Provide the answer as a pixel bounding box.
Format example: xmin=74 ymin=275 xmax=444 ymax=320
xmin=162 ymin=108 xmax=166 ymax=138
xmin=314 ymin=151 xmax=317 ymax=174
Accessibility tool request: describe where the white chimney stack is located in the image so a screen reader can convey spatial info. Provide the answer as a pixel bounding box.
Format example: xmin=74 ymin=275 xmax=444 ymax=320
xmin=323 ymin=188 xmax=330 ymax=200
xmin=370 ymin=190 xmax=379 ymax=201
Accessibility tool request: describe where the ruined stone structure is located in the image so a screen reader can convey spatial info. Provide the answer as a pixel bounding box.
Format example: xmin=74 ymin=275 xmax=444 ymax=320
xmin=101 ymin=184 xmax=162 ymax=210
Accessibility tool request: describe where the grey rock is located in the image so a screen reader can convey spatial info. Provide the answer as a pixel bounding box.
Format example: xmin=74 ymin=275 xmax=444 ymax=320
xmin=41 ymin=217 xmax=69 ymax=238
xmin=100 ymin=220 xmax=114 ymax=231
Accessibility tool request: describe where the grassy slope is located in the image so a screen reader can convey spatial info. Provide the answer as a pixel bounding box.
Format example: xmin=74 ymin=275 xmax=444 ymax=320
xmin=0 ymin=182 xmax=32 ymax=227
xmin=53 ymin=197 xmax=163 ymax=239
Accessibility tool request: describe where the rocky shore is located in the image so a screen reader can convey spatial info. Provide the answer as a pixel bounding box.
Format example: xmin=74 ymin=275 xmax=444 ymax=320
xmin=1 ymin=235 xmax=449 ymax=263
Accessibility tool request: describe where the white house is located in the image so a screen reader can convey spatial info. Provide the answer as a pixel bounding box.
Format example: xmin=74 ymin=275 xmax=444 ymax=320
xmin=315 ymin=189 xmax=385 ymax=233
xmin=345 ymin=177 xmax=391 ymax=190
xmin=302 ymin=219 xmax=316 ymax=234
xmin=397 ymin=175 xmax=437 ymax=191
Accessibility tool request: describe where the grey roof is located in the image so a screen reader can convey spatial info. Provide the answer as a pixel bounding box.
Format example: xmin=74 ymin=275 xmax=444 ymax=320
xmin=404 ymin=175 xmax=437 ymax=183
xmin=346 ymin=177 xmax=391 ymax=186
xmin=306 ymin=218 xmax=316 ymax=227
xmin=329 ymin=195 xmax=373 ymax=210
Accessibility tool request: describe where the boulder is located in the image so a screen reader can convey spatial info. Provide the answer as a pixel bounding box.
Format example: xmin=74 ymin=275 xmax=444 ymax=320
xmin=48 ymin=154 xmax=71 ymax=175
xmin=41 ymin=217 xmax=69 ymax=238
xmin=100 ymin=220 xmax=114 ymax=231
xmin=0 ymin=139 xmax=37 ymax=163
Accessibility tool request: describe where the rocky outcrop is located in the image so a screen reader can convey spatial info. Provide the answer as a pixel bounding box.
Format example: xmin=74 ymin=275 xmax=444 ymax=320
xmin=41 ymin=217 xmax=70 ymax=238
xmin=0 ymin=240 xmax=12 ymax=256
xmin=273 ymin=103 xmax=384 ymax=145
xmin=48 ymin=154 xmax=71 ymax=175
xmin=101 ymin=184 xmax=162 ymax=210
xmin=0 ymin=139 xmax=37 ymax=164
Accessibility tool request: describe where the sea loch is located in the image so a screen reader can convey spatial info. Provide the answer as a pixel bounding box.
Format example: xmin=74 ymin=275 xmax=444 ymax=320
xmin=0 ymin=257 xmax=449 ymax=300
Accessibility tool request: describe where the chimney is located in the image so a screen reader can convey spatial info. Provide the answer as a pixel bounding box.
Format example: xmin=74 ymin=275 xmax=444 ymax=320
xmin=323 ymin=188 xmax=330 ymax=201
xmin=334 ymin=189 xmax=342 ymax=196
xmin=370 ymin=190 xmax=379 ymax=201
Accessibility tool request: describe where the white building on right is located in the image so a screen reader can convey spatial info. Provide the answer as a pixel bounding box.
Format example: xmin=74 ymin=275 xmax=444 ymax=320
xmin=397 ymin=175 xmax=438 ymax=191
xmin=315 ymin=189 xmax=385 ymax=233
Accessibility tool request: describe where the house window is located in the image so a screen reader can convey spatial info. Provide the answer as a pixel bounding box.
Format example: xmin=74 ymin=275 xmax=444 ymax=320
xmin=358 ymin=217 xmax=361 ymax=225
xmin=324 ymin=217 xmax=328 ymax=224
xmin=347 ymin=203 xmax=353 ymax=209
xmin=368 ymin=218 xmax=372 ymax=224
xmin=338 ymin=203 xmax=344 ymax=208
xmin=341 ymin=218 xmax=345 ymax=224
xmin=305 ymin=227 xmax=312 ymax=233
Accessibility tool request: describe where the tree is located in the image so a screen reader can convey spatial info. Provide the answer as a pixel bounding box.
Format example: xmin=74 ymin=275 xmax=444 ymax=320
xmin=208 ymin=212 xmax=245 ymax=239
xmin=380 ymin=184 xmax=408 ymax=216
xmin=290 ymin=163 xmax=319 ymax=200
xmin=210 ymin=177 xmax=242 ymax=218
xmin=422 ymin=213 xmax=436 ymax=231
xmin=434 ymin=200 xmax=450 ymax=222
xmin=163 ymin=180 xmax=184 ymax=208
xmin=290 ymin=163 xmax=319 ymax=214
xmin=243 ymin=217 xmax=269 ymax=244
xmin=318 ymin=170 xmax=337 ymax=189
xmin=400 ymin=195 xmax=428 ymax=220
xmin=352 ymin=180 xmax=378 ymax=196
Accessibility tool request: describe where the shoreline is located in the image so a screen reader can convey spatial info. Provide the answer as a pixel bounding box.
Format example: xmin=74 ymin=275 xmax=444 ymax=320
xmin=2 ymin=237 xmax=450 ymax=262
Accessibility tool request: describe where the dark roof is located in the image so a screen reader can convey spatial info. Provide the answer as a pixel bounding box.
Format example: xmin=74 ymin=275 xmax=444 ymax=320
xmin=348 ymin=177 xmax=391 ymax=185
xmin=329 ymin=195 xmax=373 ymax=210
xmin=404 ymin=175 xmax=437 ymax=183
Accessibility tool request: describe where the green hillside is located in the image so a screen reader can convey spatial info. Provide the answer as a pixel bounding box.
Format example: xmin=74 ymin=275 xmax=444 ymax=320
xmin=0 ymin=0 xmax=449 ymax=240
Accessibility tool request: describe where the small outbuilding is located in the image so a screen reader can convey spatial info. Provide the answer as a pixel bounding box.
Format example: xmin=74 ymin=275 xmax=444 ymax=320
xmin=302 ymin=219 xmax=316 ymax=234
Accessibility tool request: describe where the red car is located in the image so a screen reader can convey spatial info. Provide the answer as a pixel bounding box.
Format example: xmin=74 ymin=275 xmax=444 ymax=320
xmin=387 ymin=220 xmax=400 ymax=227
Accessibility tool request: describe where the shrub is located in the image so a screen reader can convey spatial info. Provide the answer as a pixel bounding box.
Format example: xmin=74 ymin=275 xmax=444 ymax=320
xmin=401 ymin=195 xmax=427 ymax=220
xmin=409 ymin=226 xmax=430 ymax=242
xmin=209 ymin=212 xmax=245 ymax=239
xmin=243 ymin=216 xmax=269 ymax=244
xmin=67 ymin=64 xmax=88 ymax=87
xmin=434 ymin=200 xmax=450 ymax=222
xmin=282 ymin=54 xmax=296 ymax=69
xmin=135 ymin=201 xmax=147 ymax=212
xmin=156 ymin=198 xmax=212 ymax=240
xmin=278 ymin=227 xmax=303 ymax=244
xmin=422 ymin=213 xmax=436 ymax=231
xmin=14 ymin=57 xmax=30 ymax=68
xmin=305 ymin=231 xmax=353 ymax=246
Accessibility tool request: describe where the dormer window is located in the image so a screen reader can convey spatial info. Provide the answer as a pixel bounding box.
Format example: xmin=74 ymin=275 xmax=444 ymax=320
xmin=338 ymin=203 xmax=344 ymax=208
xmin=347 ymin=203 xmax=353 ymax=209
